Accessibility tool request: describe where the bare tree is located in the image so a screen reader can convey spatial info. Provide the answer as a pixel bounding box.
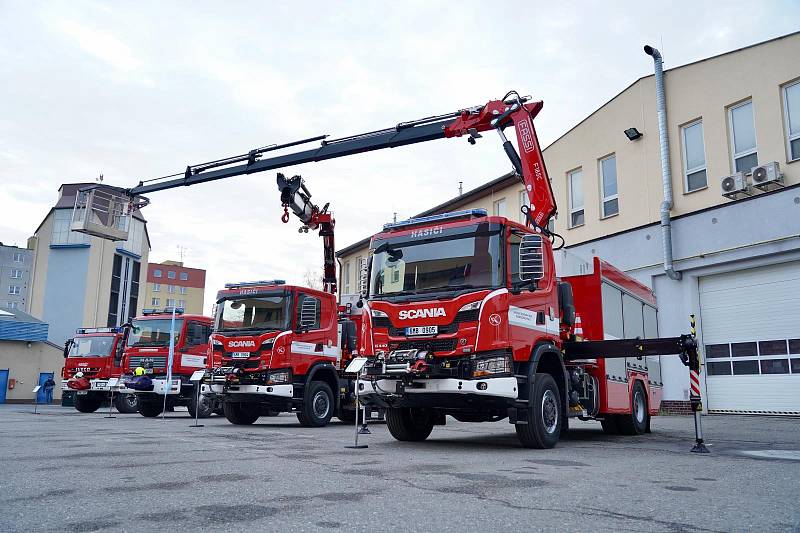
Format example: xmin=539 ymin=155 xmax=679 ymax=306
xmin=302 ymin=267 xmax=324 ymax=291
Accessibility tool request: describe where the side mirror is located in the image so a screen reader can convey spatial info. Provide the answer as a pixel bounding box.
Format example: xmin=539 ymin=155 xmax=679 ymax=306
xmin=519 ymin=234 xmax=545 ymax=284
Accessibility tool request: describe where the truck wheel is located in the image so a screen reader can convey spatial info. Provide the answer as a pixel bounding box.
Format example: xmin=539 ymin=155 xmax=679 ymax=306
xmin=297 ymin=381 xmax=334 ymax=427
xmin=188 ymin=394 xmax=214 ymax=419
xmin=386 ymin=408 xmax=435 ymax=441
xmin=617 ymin=381 xmax=649 ymax=435
xmin=74 ymin=394 xmax=102 ymax=413
xmin=515 ymin=373 xmax=561 ymax=449
xmin=223 ymin=402 xmax=260 ymax=425
xmin=138 ymin=400 xmax=163 ymax=418
xmin=114 ymin=393 xmax=140 ymax=414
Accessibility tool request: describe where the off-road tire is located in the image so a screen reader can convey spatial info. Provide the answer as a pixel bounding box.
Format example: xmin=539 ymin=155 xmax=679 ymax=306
xmin=386 ymin=407 xmax=435 ymax=442
xmin=74 ymin=394 xmax=102 ymax=413
xmin=617 ymin=381 xmax=649 ymax=435
xmin=138 ymin=400 xmax=163 ymax=418
xmin=297 ymin=381 xmax=334 ymax=428
xmin=515 ymin=373 xmax=561 ymax=449
xmin=223 ymin=402 xmax=260 ymax=425
xmin=187 ymin=393 xmax=214 ymax=419
xmin=113 ymin=393 xmax=139 ymax=414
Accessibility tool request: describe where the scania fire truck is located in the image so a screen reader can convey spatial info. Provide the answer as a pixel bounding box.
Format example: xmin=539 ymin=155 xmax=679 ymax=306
xmin=123 ymin=308 xmax=218 ymax=418
xmin=201 ymin=280 xmax=363 ymax=426
xmin=62 ymin=327 xmax=139 ymax=414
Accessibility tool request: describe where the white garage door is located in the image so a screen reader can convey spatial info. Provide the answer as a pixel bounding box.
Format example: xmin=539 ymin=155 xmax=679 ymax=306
xmin=700 ymin=261 xmax=800 ymax=414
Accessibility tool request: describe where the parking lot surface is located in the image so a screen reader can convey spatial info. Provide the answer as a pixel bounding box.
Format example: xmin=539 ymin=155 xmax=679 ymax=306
xmin=0 ymin=405 xmax=798 ymax=532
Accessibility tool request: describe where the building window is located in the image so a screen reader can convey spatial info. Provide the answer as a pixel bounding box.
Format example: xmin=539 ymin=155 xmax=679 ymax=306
xmin=8 ymin=286 xmax=21 ymax=295
xmin=151 ymin=297 xmax=160 ymax=306
xmin=51 ymin=209 xmax=89 ymax=245
xmin=567 ymin=168 xmax=584 ymax=227
xmin=167 ymin=285 xmax=175 ymax=293
xmin=168 ymin=271 xmax=176 ymax=279
xmin=12 ymin=252 xmax=23 ymax=263
xmin=179 ymin=272 xmax=188 ymax=281
xmin=178 ymin=299 xmax=186 ymax=308
xmin=153 ymin=283 xmax=160 ymax=292
xmin=729 ymin=100 xmax=758 ymax=173
xmin=106 ymin=254 xmax=140 ymax=327
xmin=599 ymin=155 xmax=618 ymax=217
xmin=343 ymin=262 xmax=351 ymax=294
xmin=783 ymin=80 xmax=800 ymax=162
xmin=154 ymin=269 xmax=162 ymax=278
xmin=179 ymin=286 xmax=187 ymax=295
xmin=682 ymin=120 xmax=707 ymax=192
xmin=7 ymin=301 xmax=18 ymax=310
xmin=10 ymin=269 xmax=23 ymax=279
xmin=166 ymin=298 xmax=175 ymax=307
xmin=493 ymin=198 xmax=507 ymax=217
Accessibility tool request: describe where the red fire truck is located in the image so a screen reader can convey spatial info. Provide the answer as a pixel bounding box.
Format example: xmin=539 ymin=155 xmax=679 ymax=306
xmin=201 ymin=280 xmax=363 ymax=426
xmin=62 ymin=327 xmax=139 ymax=414
xmin=123 ymin=308 xmax=218 ymax=418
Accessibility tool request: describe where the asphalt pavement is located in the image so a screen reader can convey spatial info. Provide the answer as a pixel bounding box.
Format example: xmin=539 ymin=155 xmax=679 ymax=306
xmin=0 ymin=404 xmax=798 ymax=532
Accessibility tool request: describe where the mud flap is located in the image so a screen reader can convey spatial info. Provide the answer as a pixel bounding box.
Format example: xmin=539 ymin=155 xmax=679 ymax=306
xmin=508 ymin=405 xmax=529 ymax=425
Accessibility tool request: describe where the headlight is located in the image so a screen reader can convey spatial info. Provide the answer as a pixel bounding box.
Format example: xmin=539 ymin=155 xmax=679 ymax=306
xmin=261 ymin=338 xmax=275 ymax=349
xmin=267 ymin=370 xmax=291 ymax=385
xmin=211 ymin=338 xmax=223 ymax=346
xmin=371 ymin=309 xmax=388 ymax=318
xmin=458 ymin=301 xmax=481 ymax=313
xmin=472 ymin=355 xmax=512 ymax=378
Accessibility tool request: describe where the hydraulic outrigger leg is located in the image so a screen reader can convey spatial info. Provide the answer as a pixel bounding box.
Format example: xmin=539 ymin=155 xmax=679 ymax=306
xmin=686 ymin=315 xmax=710 ymax=454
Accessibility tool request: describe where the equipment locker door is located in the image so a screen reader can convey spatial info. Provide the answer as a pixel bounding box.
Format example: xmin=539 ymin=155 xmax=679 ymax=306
xmin=0 ymin=369 xmax=8 ymax=403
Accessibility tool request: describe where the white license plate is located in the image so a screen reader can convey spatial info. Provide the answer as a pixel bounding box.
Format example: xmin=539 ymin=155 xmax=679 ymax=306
xmin=144 ymin=368 xmax=153 ymax=374
xmin=94 ymin=382 xmax=107 ymax=389
xmin=231 ymin=352 xmax=249 ymax=358
xmin=405 ymin=325 xmax=437 ymax=336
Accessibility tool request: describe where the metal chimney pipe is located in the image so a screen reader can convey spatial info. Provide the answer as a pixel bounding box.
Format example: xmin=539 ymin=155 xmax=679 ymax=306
xmin=645 ymin=45 xmax=681 ymax=280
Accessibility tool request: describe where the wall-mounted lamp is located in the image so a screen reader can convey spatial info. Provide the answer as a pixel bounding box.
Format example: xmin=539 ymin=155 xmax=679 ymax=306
xmin=624 ymin=127 xmax=643 ymax=141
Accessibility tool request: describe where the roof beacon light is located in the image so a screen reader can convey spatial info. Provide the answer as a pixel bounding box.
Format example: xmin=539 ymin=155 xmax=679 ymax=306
xmin=76 ymin=327 xmax=120 ymax=335
xmin=224 ymin=280 xmax=286 ymax=289
xmin=142 ymin=307 xmax=185 ymax=316
xmin=382 ymin=209 xmax=487 ymax=231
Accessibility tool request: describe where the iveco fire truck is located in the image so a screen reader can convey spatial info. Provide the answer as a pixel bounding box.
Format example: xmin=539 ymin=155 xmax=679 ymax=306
xmin=122 ymin=308 xmax=218 ymax=418
xmin=74 ymin=89 xmax=700 ymax=448
xmin=62 ymin=327 xmax=139 ymax=414
xmin=201 ymin=280 xmax=362 ymax=426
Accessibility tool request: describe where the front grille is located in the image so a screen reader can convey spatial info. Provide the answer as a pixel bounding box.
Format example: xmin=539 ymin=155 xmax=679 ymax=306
xmin=127 ymin=356 xmax=167 ymax=368
xmin=379 ymin=309 xmax=480 ymax=337
xmin=395 ymin=338 xmax=458 ymax=352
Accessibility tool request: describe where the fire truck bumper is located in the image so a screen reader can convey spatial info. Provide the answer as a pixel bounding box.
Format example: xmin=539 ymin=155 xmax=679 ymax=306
xmin=148 ymin=378 xmax=182 ymax=395
xmin=358 ymin=376 xmax=518 ymax=401
xmin=201 ymin=383 xmax=294 ymax=398
xmin=90 ymin=379 xmax=133 ymax=394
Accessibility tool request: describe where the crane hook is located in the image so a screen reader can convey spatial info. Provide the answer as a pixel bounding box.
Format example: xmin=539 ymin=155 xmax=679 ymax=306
xmin=281 ymin=205 xmax=290 ymax=224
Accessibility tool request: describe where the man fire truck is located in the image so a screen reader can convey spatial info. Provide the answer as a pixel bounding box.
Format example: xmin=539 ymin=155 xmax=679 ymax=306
xmin=72 ymin=89 xmax=701 ymax=448
xmin=122 ymin=308 xmax=218 ymax=418
xmin=62 ymin=327 xmax=139 ymax=414
xmin=200 ymin=280 xmax=362 ymax=426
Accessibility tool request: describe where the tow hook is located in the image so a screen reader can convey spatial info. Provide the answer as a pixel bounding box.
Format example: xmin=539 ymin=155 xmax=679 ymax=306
xmin=409 ymin=360 xmax=429 ymax=374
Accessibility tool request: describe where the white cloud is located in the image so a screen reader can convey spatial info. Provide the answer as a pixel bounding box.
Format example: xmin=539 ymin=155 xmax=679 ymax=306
xmin=55 ymin=19 xmax=142 ymax=73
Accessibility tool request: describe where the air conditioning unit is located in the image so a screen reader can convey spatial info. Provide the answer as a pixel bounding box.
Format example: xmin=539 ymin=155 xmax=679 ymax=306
xmin=720 ymin=172 xmax=750 ymax=199
xmin=751 ymin=161 xmax=783 ymax=191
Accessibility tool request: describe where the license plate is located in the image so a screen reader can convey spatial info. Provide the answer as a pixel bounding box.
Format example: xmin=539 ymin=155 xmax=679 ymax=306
xmin=231 ymin=352 xmax=249 ymax=358
xmin=405 ymin=325 xmax=437 ymax=336
xmin=94 ymin=382 xmax=107 ymax=389
xmin=144 ymin=368 xmax=153 ymax=374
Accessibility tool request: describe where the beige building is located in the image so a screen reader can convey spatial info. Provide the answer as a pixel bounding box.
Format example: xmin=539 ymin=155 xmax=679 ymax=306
xmin=28 ymin=183 xmax=150 ymax=346
xmin=337 ymin=32 xmax=800 ymax=415
xmin=143 ymin=260 xmax=206 ymax=315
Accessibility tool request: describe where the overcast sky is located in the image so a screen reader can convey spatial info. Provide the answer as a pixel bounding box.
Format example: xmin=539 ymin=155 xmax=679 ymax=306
xmin=1 ymin=1 xmax=798 ymax=314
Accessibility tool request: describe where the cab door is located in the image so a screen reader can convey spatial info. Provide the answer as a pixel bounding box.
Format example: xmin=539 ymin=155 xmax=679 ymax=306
xmin=292 ymin=292 xmax=339 ymax=375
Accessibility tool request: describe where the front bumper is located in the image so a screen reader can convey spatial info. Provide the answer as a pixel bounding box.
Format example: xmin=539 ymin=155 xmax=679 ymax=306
xmin=358 ymin=376 xmax=518 ymax=399
xmin=146 ymin=378 xmax=182 ymax=395
xmin=201 ymin=383 xmax=293 ymax=398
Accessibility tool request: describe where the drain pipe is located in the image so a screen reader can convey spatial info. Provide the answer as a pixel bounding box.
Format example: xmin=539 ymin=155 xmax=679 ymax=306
xmin=645 ymin=44 xmax=682 ymax=280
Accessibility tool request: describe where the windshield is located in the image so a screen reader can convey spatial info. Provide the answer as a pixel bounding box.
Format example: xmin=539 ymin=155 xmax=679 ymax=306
xmin=369 ymin=222 xmax=504 ymax=298
xmin=217 ymin=294 xmax=290 ymax=332
xmin=68 ymin=336 xmax=116 ymax=357
xmin=127 ymin=319 xmax=184 ymax=347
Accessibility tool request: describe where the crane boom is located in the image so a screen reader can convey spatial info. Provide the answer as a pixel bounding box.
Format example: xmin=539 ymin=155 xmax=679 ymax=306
xmin=128 ymin=91 xmax=557 ymax=229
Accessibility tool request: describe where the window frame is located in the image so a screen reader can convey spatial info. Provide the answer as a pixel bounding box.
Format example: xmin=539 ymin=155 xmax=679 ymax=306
xmin=12 ymin=252 xmax=23 ymax=263
xmin=681 ymin=119 xmax=708 ymax=193
xmin=343 ymin=261 xmax=351 ymax=294
xmin=8 ymin=285 xmax=21 ymax=295
xmin=10 ymin=269 xmax=23 ymax=279
xmin=567 ymin=168 xmax=585 ymax=228
xmin=782 ymin=79 xmax=800 ymax=163
xmin=153 ymin=283 xmax=160 ymax=292
xmin=598 ymin=155 xmax=619 ymax=218
xmin=179 ymin=286 xmax=187 ymax=295
xmin=154 ymin=269 xmax=162 ymax=278
xmin=166 ymin=298 xmax=175 ymax=308
xmin=151 ymin=297 xmax=160 ymax=306
xmin=493 ymin=197 xmax=507 ymax=217
xmin=167 ymin=271 xmax=176 ymax=279
xmin=728 ymin=99 xmax=758 ymax=173
xmin=179 ymin=272 xmax=189 ymax=281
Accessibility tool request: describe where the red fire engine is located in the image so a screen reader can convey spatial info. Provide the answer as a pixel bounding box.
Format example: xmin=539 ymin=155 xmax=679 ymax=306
xmin=73 ymin=90 xmax=701 ymax=448
xmin=201 ymin=280 xmax=363 ymax=426
xmin=62 ymin=327 xmax=139 ymax=414
xmin=122 ymin=308 xmax=218 ymax=418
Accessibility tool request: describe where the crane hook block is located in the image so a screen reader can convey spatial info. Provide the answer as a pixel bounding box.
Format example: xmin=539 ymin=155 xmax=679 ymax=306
xmin=281 ymin=206 xmax=290 ymax=224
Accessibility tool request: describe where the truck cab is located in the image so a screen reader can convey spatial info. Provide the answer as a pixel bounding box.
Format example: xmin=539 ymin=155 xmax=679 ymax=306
xmin=122 ymin=308 xmax=216 ymax=418
xmin=202 ymin=280 xmax=359 ymax=427
xmin=63 ymin=328 xmax=139 ymax=413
